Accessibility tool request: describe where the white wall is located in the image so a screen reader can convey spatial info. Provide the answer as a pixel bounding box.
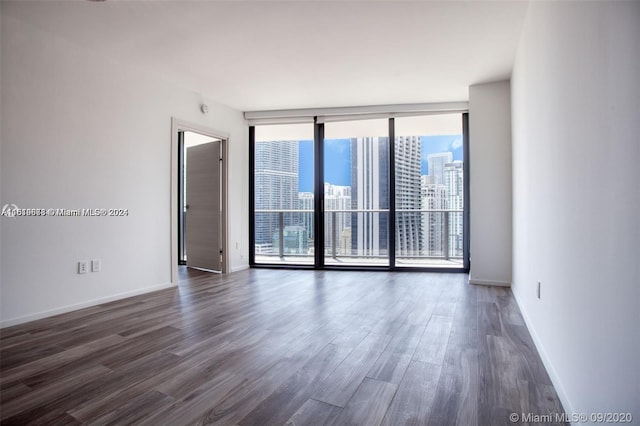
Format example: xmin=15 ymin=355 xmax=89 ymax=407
xmin=0 ymin=12 xmax=249 ymax=326
xmin=0 ymin=5 xmax=3 ymax=295
xmin=511 ymin=1 xmax=640 ymax=419
xmin=468 ymin=81 xmax=512 ymax=286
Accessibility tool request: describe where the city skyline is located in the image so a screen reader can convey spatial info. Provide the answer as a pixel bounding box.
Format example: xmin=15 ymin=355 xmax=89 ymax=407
xmin=298 ymin=134 xmax=463 ymax=192
xmin=254 ymin=134 xmax=464 ymax=260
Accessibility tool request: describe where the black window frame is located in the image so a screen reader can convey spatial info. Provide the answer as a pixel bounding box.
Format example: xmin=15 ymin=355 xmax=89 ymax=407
xmin=249 ymin=113 xmax=470 ymax=273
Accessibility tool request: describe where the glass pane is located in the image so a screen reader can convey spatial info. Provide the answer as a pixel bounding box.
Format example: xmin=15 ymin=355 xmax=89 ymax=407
xmin=324 ymin=119 xmax=389 ymax=266
xmin=394 ymin=114 xmax=463 ymax=268
xmin=254 ymin=124 xmax=314 ymax=265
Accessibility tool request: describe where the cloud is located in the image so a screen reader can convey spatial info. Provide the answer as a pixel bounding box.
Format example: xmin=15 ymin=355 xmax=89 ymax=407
xmin=450 ymin=137 xmax=463 ymax=149
xmin=421 ymin=136 xmax=454 ymax=159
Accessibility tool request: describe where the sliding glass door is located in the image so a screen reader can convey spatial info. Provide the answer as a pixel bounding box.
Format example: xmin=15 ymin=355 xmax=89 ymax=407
xmin=250 ymin=114 xmax=468 ymax=271
xmin=252 ymin=124 xmax=314 ymax=266
xmin=394 ymin=114 xmax=465 ymax=268
xmin=323 ymin=119 xmax=389 ymax=267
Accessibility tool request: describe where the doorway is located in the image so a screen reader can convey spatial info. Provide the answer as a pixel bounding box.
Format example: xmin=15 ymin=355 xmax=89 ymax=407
xmin=171 ymin=119 xmax=228 ymax=283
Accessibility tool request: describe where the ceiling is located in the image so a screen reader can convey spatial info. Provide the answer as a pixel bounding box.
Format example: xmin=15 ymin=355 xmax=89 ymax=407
xmin=2 ymin=1 xmax=529 ymax=112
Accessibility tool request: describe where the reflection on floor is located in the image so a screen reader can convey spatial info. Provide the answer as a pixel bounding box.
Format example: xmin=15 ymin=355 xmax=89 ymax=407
xmin=0 ymin=269 xmax=565 ymax=425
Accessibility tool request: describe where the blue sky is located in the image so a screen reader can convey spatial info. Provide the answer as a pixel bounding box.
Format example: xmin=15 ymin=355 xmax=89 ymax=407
xmin=298 ymin=135 xmax=463 ymax=192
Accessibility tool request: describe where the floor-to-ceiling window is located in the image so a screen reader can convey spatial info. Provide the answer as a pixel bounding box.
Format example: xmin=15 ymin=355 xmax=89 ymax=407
xmin=394 ymin=114 xmax=465 ymax=268
xmin=250 ymin=111 xmax=469 ymax=271
xmin=251 ymin=124 xmax=314 ymax=265
xmin=323 ymin=118 xmax=389 ymax=267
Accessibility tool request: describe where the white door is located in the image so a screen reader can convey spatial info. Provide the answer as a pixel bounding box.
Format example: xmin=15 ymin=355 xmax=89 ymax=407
xmin=185 ymin=141 xmax=221 ymax=271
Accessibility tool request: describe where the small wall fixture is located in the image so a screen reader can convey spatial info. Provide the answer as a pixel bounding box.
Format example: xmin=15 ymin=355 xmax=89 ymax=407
xmin=200 ymin=104 xmax=209 ymax=115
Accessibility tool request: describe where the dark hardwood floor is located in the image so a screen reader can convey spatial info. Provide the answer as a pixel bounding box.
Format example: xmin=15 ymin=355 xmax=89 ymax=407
xmin=0 ymin=268 xmax=565 ymax=425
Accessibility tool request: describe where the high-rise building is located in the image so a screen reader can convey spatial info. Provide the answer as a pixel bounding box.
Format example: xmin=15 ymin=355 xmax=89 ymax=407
xmin=422 ymin=152 xmax=464 ymax=259
xmin=272 ymin=225 xmax=309 ymax=255
xmin=421 ymin=175 xmax=447 ymax=256
xmin=350 ymin=137 xmax=389 ymax=257
xmin=254 ymin=140 xmax=299 ymax=251
xmin=427 ymin=152 xmax=453 ymax=185
xmin=324 ymin=183 xmax=351 ymax=255
xmin=298 ymin=192 xmax=314 ymax=240
xmin=445 ymin=160 xmax=464 ymax=257
xmin=394 ymin=136 xmax=422 ymax=257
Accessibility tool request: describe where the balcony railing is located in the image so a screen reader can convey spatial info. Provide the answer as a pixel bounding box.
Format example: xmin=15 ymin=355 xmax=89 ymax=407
xmin=254 ymin=209 xmax=463 ymax=267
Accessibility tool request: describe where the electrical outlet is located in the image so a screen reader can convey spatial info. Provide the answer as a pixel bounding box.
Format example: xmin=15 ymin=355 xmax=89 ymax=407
xmin=537 ymin=281 xmax=541 ymax=299
xmin=92 ymin=259 xmax=101 ymax=272
xmin=78 ymin=261 xmax=88 ymax=274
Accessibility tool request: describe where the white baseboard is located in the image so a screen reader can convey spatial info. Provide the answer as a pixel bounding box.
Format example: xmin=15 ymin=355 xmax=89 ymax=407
xmin=469 ymin=277 xmax=511 ymax=287
xmin=511 ymin=288 xmax=575 ymax=421
xmin=0 ymin=282 xmax=176 ymax=328
xmin=230 ymin=264 xmax=250 ymax=273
